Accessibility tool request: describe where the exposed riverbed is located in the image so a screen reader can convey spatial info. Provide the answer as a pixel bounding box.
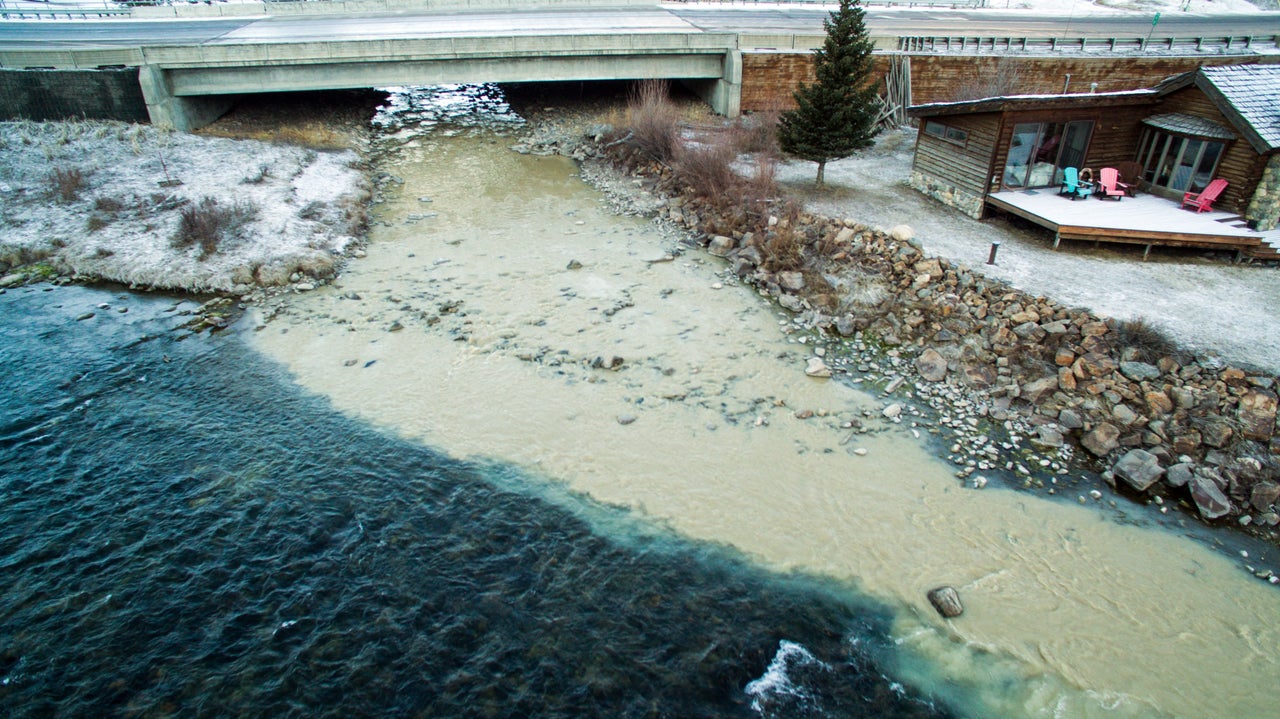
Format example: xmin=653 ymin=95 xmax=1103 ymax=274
xmin=250 ymin=87 xmax=1280 ymax=719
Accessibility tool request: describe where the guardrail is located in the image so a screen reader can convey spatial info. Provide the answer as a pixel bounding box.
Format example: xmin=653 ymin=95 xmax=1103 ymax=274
xmin=0 ymin=1 xmax=129 ymax=19
xmin=670 ymin=0 xmax=990 ymax=6
xmin=897 ymin=34 xmax=1280 ymax=53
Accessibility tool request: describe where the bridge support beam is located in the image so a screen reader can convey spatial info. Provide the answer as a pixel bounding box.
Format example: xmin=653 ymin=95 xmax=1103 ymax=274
xmin=138 ymin=65 xmax=233 ymax=131
xmin=683 ymin=49 xmax=741 ymax=117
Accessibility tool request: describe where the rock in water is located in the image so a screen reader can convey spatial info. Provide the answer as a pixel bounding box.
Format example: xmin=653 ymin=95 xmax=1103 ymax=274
xmin=805 ymin=357 xmax=832 ymax=378
xmin=1112 ymin=448 xmax=1165 ymax=492
xmin=927 ymin=586 xmax=963 ymax=618
xmin=1189 ymin=476 xmax=1232 ymax=520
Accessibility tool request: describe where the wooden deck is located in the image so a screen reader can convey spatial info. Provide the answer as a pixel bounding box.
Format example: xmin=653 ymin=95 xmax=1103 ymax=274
xmin=985 ymin=190 xmax=1277 ymax=260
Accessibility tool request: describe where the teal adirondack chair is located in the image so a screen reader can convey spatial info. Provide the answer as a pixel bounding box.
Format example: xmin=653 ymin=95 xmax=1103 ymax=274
xmin=1059 ymin=167 xmax=1093 ymax=200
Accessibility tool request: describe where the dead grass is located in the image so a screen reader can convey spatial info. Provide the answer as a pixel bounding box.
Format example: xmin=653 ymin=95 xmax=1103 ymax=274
xmin=47 ymin=166 xmax=87 ymax=204
xmin=1114 ymin=316 xmax=1179 ymax=362
xmin=172 ymin=197 xmax=258 ymax=260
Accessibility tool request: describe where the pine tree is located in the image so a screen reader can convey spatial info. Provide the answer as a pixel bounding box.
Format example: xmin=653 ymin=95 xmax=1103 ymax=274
xmin=777 ymin=0 xmax=881 ymax=187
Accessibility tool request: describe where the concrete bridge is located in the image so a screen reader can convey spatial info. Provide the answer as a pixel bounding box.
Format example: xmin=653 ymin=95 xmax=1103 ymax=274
xmin=0 ymin=1 xmax=760 ymax=130
xmin=3 ymin=0 xmax=1278 ymax=130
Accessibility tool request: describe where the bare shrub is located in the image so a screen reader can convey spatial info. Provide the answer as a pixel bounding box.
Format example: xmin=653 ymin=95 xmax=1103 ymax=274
xmin=673 ymin=138 xmax=738 ymax=208
xmin=1114 ymin=316 xmax=1178 ymax=363
xmin=759 ymin=204 xmax=808 ymax=273
xmin=730 ymin=109 xmax=781 ymax=157
xmin=298 ymin=201 xmax=326 ymax=221
xmin=47 ymin=167 xmax=87 ymax=203
xmin=86 ymin=214 xmax=109 ymax=233
xmin=172 ymin=197 xmax=258 ymax=260
xmin=93 ymin=196 xmax=126 ymax=213
xmin=624 ymin=80 xmax=681 ymax=164
xmin=242 ymin=163 xmax=271 ymax=185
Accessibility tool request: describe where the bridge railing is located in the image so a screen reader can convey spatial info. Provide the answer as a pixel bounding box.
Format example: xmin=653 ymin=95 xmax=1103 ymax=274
xmin=669 ymin=0 xmax=990 ymax=6
xmin=897 ymin=34 xmax=1280 ymax=54
xmin=0 ymin=0 xmax=129 ymax=19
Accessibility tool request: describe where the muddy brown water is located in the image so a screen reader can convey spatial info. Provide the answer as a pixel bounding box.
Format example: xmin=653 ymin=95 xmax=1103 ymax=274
xmin=252 ymin=112 xmax=1278 ymax=718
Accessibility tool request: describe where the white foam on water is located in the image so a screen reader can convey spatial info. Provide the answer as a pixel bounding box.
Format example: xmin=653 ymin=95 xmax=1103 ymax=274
xmin=744 ymin=640 xmax=825 ymax=714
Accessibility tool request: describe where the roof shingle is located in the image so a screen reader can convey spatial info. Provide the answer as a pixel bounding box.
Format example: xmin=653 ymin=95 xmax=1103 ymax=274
xmin=1197 ymin=64 xmax=1280 ymax=154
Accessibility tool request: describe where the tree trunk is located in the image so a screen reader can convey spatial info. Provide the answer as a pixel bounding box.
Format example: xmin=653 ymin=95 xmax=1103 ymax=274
xmin=815 ymin=161 xmax=826 ymax=188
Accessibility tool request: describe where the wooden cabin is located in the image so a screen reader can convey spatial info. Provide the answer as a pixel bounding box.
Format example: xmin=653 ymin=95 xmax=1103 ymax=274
xmin=907 ymin=64 xmax=1280 ymax=232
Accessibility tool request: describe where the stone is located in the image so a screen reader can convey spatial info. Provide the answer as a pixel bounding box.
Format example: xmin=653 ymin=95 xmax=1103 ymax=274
xmin=1078 ymin=353 xmax=1118 ymax=378
xmin=0 ymin=273 xmax=23 ymax=288
xmin=882 ymin=403 xmax=903 ymax=419
xmin=1021 ymin=376 xmax=1059 ymax=405
xmin=914 ymin=258 xmax=943 ymax=279
xmin=1054 ymin=347 xmax=1076 ymax=367
xmin=1009 ymin=309 xmax=1040 ymax=325
xmin=617 ymin=413 xmax=637 ymax=425
xmin=1032 ymin=425 xmax=1065 ymax=449
xmin=1237 ymin=389 xmax=1278 ymax=441
xmin=566 ymin=259 xmax=583 ymax=270
xmin=1080 ymin=321 xmax=1109 ymax=337
xmin=1112 ymin=449 xmax=1165 ymax=492
xmin=1112 ymin=404 xmax=1140 ymax=426
xmin=1201 ymin=420 xmax=1233 ymax=448
xmin=1057 ymin=366 xmax=1077 ymax=392
xmin=1170 ymin=386 xmax=1196 ymax=409
xmin=1166 ymin=463 xmax=1195 ymax=488
xmin=961 ymin=361 xmax=996 ymax=389
xmin=805 ymin=357 xmax=832 ymax=378
xmin=1011 ymin=321 xmax=1046 ymax=342
xmin=915 ymin=348 xmax=947 ymax=382
xmin=707 ymin=235 xmax=735 ymax=257
xmin=1059 ymin=408 xmax=1084 ymax=430
xmin=295 ymin=282 xmax=315 ymax=292
xmin=779 ymin=294 xmax=805 ymax=313
xmin=1119 ymin=361 xmax=1161 ymax=381
xmin=1171 ymin=431 xmax=1202 ymax=455
xmin=926 ymin=586 xmax=963 ymax=618
xmin=1251 ymin=481 xmax=1280 ymax=512
xmin=778 ymin=271 xmax=805 ymax=291
xmin=835 ymin=315 xmax=858 ymax=337
xmin=1082 ymin=423 xmax=1121 ymax=457
xmin=1144 ymin=390 xmax=1173 ymax=416
xmin=1189 ymin=476 xmax=1233 ymax=520
xmin=889 ymin=224 xmax=914 ymax=243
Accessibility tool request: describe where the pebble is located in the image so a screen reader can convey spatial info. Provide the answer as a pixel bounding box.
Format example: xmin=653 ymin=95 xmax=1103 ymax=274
xmin=853 ymin=448 xmax=868 ymax=456
xmin=617 ymin=413 xmax=637 ymax=425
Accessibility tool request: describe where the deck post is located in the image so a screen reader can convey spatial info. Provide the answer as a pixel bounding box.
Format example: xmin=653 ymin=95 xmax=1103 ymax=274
xmin=1143 ymin=244 xmax=1152 ymax=261
xmin=1053 ymin=233 xmax=1061 ymax=250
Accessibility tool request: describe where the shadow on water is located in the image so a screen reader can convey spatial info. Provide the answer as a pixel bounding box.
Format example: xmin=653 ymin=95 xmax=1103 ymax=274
xmin=0 ymin=285 xmax=955 ymax=718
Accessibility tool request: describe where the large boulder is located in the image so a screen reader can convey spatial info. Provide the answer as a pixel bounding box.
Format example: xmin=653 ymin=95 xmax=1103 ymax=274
xmin=915 ymin=348 xmax=948 ymax=382
xmin=1112 ymin=449 xmax=1165 ymax=492
xmin=1238 ymin=389 xmax=1278 ymax=441
xmin=1189 ymin=475 xmax=1233 ymax=520
xmin=1082 ymin=423 xmax=1121 ymax=457
xmin=926 ymin=586 xmax=963 ymax=618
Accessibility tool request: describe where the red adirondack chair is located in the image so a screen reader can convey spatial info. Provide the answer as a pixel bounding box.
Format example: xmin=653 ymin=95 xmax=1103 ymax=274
xmin=1095 ymin=167 xmax=1126 ymax=200
xmin=1182 ymin=178 xmax=1228 ymax=213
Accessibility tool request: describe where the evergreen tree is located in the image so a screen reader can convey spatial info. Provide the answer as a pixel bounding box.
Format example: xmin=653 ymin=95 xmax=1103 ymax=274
xmin=777 ymin=0 xmax=881 ymax=187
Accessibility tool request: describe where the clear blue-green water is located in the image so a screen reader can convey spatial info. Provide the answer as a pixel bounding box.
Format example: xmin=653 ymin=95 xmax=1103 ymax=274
xmin=0 ymin=285 xmax=955 ymax=717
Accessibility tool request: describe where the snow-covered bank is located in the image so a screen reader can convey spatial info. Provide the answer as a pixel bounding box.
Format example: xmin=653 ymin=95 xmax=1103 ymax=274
xmin=0 ymin=121 xmax=369 ymax=294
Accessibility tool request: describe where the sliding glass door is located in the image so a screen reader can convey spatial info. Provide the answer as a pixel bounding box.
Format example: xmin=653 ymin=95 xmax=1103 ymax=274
xmin=1001 ymin=120 xmax=1093 ymax=189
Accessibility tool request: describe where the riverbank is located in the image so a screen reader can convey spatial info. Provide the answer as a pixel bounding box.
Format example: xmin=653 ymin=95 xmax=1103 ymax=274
xmin=498 ymin=85 xmax=1280 ymax=557
xmin=0 ymin=119 xmax=370 ymax=295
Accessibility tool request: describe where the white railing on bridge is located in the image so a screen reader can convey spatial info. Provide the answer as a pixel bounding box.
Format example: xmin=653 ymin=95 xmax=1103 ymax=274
xmin=897 ymin=34 xmax=1280 ymax=54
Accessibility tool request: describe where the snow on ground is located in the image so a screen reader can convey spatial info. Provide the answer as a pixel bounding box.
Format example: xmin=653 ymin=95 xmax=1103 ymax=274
xmin=0 ymin=121 xmax=367 ymax=293
xmin=775 ymin=126 xmax=1280 ymax=374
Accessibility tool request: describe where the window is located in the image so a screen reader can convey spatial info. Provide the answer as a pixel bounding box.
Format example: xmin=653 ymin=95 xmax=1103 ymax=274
xmin=1001 ymin=120 xmax=1093 ymax=189
xmin=1137 ymin=128 xmax=1225 ymax=194
xmin=924 ymin=120 xmax=967 ymax=146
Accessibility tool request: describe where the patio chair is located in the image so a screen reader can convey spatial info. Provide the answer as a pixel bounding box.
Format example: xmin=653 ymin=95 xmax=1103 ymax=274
xmin=1115 ymin=161 xmax=1143 ymax=196
xmin=1182 ymin=178 xmax=1228 ymax=213
xmin=1095 ymin=168 xmax=1126 ymax=200
xmin=1059 ymin=167 xmax=1093 ymax=200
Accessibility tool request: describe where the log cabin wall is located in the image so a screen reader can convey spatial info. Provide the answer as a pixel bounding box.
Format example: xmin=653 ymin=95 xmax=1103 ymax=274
xmin=909 ymin=113 xmax=1001 ymax=218
xmin=986 ymin=109 xmax=1146 ymax=195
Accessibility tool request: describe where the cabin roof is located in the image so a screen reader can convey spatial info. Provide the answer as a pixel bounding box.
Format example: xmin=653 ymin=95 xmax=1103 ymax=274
xmin=908 ymin=89 xmax=1155 ymax=118
xmin=1194 ymin=64 xmax=1280 ymax=154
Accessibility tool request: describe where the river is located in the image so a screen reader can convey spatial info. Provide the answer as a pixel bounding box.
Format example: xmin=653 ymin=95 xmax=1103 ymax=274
xmin=2 ymin=85 xmax=1277 ymax=718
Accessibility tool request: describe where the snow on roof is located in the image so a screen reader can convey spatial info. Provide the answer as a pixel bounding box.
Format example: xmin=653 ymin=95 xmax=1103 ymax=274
xmin=1142 ymin=112 xmax=1236 ymax=140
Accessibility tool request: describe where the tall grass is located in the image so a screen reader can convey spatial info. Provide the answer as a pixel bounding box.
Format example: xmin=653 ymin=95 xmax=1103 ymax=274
xmin=47 ymin=167 xmax=87 ymax=204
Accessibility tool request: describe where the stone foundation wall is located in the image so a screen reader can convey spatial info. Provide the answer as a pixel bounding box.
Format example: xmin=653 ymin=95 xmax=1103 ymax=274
xmin=909 ymin=171 xmax=985 ymax=219
xmin=1245 ymin=154 xmax=1280 ymax=232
